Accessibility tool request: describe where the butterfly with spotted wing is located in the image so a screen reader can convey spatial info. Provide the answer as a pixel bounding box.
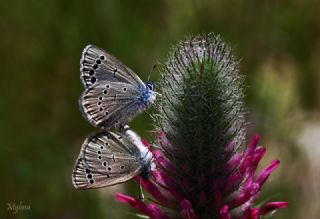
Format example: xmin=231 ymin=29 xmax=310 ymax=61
xmin=80 ymin=45 xmax=157 ymax=130
xmin=72 ymin=126 xmax=154 ymax=189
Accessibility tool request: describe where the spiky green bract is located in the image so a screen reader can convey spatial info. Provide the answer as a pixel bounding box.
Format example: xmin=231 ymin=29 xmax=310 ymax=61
xmin=153 ymin=34 xmax=246 ymax=216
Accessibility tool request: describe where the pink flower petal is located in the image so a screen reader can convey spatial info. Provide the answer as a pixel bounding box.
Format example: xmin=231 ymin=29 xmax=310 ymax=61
xmin=116 ymin=193 xmax=169 ymax=219
xmin=116 ymin=193 xmax=135 ymax=204
xmin=225 ymin=153 xmax=243 ymax=172
xmin=180 ymin=199 xmax=198 ymax=219
xmin=152 ymin=169 xmax=184 ymax=201
xmin=219 ymin=205 xmax=231 ymax=219
xmin=153 ymin=149 xmax=176 ymax=172
xmin=241 ymin=146 xmax=265 ymax=176
xmin=227 ymin=183 xmax=260 ymax=208
xmin=250 ymin=147 xmax=266 ymax=171
xmin=224 ymin=171 xmax=243 ymax=193
xmin=116 ymin=193 xmax=151 ymax=215
xmin=242 ymin=208 xmax=259 ymax=219
xmin=247 ymin=134 xmax=260 ymax=157
xmin=148 ymin=203 xmax=171 ymax=219
xmin=256 ymin=160 xmax=280 ymax=187
xmin=259 ymin=202 xmax=288 ymax=215
xmin=135 ymin=176 xmax=169 ymax=205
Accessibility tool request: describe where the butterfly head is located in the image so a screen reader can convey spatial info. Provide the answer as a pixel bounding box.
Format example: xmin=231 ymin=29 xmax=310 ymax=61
xmin=140 ymin=81 xmax=157 ymax=106
xmin=146 ymin=81 xmax=156 ymax=91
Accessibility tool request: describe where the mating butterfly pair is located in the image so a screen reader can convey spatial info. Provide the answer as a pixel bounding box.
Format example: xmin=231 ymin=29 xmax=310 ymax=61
xmin=72 ymin=45 xmax=156 ymax=189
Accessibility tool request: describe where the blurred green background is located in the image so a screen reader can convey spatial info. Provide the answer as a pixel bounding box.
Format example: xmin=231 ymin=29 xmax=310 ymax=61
xmin=1 ymin=0 xmax=319 ymax=218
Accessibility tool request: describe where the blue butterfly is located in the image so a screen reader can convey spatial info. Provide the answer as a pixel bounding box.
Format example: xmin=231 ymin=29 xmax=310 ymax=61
xmin=79 ymin=45 xmax=157 ymax=130
xmin=72 ymin=127 xmax=154 ymax=189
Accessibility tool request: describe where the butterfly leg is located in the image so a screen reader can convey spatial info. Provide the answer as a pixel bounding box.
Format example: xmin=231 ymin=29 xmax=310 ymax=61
xmin=138 ymin=177 xmax=145 ymax=201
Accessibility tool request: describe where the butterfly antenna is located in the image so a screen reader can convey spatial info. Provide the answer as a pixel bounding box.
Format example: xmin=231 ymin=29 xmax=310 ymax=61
xmin=138 ymin=177 xmax=145 ymax=201
xmin=147 ymin=61 xmax=159 ymax=81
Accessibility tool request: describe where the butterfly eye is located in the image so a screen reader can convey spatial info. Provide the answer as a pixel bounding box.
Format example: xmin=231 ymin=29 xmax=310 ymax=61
xmin=146 ymin=82 xmax=155 ymax=91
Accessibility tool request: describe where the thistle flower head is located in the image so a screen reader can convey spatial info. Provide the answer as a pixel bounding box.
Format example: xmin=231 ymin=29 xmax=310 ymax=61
xmin=117 ymin=34 xmax=288 ymax=218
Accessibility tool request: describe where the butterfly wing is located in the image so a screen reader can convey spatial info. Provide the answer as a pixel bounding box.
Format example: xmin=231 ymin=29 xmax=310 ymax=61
xmin=79 ymin=81 xmax=151 ymax=129
xmin=80 ymin=45 xmax=145 ymax=88
xmin=72 ymin=131 xmax=145 ymax=189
